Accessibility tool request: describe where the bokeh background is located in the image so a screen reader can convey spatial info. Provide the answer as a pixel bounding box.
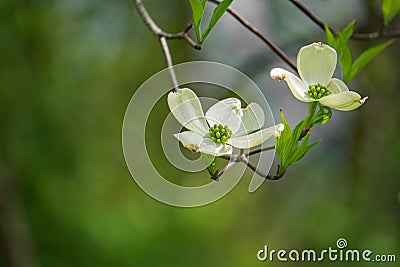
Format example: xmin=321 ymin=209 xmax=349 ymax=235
xmin=1 ymin=0 xmax=399 ymax=266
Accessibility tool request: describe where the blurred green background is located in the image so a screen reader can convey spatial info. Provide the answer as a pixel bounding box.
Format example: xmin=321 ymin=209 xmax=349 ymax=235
xmin=1 ymin=0 xmax=399 ymax=266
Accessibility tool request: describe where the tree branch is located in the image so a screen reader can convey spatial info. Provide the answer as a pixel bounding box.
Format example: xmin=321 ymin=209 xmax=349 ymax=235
xmin=289 ymin=0 xmax=400 ymax=40
xmin=133 ymin=0 xmax=201 ymax=92
xmin=351 ymin=30 xmax=400 ymax=40
xmin=208 ymin=0 xmax=297 ymax=71
xmin=217 ymin=150 xmax=285 ymax=181
xmin=159 ymin=37 xmax=179 ymax=91
xmin=134 ymin=0 xmax=201 ymax=47
xmin=288 ymin=0 xmax=333 ymax=33
xmin=239 ymin=156 xmax=285 ymax=180
xmin=245 ymin=145 xmax=275 ymax=157
xmin=134 ymin=0 xmax=163 ymax=35
xmin=215 ymin=161 xmax=237 ymax=180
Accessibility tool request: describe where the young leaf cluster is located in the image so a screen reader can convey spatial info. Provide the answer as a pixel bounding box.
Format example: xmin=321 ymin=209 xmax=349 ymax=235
xmin=325 ymin=23 xmax=393 ymax=83
xmin=275 ymin=111 xmax=319 ymax=176
xmin=275 ymin=102 xmax=332 ymax=176
xmin=189 ymin=0 xmax=233 ymax=44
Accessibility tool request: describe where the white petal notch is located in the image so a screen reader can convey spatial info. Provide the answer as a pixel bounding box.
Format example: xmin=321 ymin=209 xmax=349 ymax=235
xmin=168 ymin=88 xmax=283 ymax=156
xmin=270 ymin=42 xmax=367 ymax=111
xmin=297 ymin=42 xmax=337 ymax=86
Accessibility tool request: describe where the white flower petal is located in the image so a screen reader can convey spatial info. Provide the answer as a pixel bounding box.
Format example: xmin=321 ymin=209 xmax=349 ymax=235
xmin=235 ymin=102 xmax=265 ymax=137
xmin=205 ymin=98 xmax=242 ymax=134
xmin=173 ymin=131 xmax=204 ymax=152
xmin=168 ymin=88 xmax=209 ymax=135
xmin=297 ymin=42 xmax=337 ymax=86
xmin=228 ymin=124 xmax=284 ymax=149
xmin=270 ymin=68 xmax=313 ymax=102
xmin=199 ymin=139 xmax=233 ymax=156
xmin=174 ymin=131 xmax=233 ymax=156
xmin=319 ymin=91 xmax=368 ymax=111
xmin=327 ymin=78 xmax=349 ymax=94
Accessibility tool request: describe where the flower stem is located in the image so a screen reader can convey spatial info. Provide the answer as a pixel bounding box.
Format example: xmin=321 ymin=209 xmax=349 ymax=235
xmin=304 ymin=102 xmax=318 ymax=129
xmin=298 ymin=102 xmax=317 ymax=140
xmin=207 ymin=156 xmax=218 ymax=179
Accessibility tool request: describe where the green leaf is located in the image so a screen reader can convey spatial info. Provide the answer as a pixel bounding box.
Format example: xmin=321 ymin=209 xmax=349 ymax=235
xmin=189 ymin=0 xmax=207 ymax=42
xmin=201 ymin=153 xmax=218 ymax=177
xmin=200 ymin=0 xmax=233 ymax=44
xmin=334 ymin=21 xmax=356 ymax=82
xmin=290 ymin=132 xmax=321 ymax=165
xmin=311 ymin=105 xmax=332 ymax=126
xmin=275 ymin=111 xmax=320 ymax=176
xmin=293 ymin=118 xmax=306 ymax=144
xmin=334 ymin=20 xmax=355 ymax=55
xmin=334 ymin=32 xmax=344 ymax=55
xmin=341 ymin=20 xmax=357 ymax=43
xmin=275 ymin=111 xmax=293 ymax=172
xmin=340 ymin=42 xmax=353 ymax=83
xmin=349 ymin=40 xmax=393 ymax=81
xmin=382 ymin=0 xmax=400 ymax=26
xmin=325 ymin=25 xmax=335 ymax=47
xmin=275 ymin=112 xmax=290 ymax=159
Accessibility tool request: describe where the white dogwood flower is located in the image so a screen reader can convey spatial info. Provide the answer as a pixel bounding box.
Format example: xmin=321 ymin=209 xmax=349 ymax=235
xmin=270 ymin=42 xmax=368 ymax=111
xmin=168 ymin=88 xmax=284 ymax=156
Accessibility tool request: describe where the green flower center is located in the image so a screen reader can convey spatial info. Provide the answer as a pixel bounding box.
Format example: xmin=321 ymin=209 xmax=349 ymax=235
xmin=307 ymin=83 xmax=330 ymax=100
xmin=209 ymin=124 xmax=233 ymax=144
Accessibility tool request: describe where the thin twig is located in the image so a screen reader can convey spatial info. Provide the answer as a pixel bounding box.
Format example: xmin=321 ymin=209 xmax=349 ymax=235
xmin=208 ymin=0 xmax=297 ymax=71
xmin=220 ymin=154 xmax=233 ymax=160
xmin=182 ymin=33 xmax=202 ymax=49
xmin=133 ymin=0 xmax=201 ymax=47
xmin=133 ymin=0 xmax=201 ymax=91
xmin=217 ymin=152 xmax=285 ymax=181
xmin=245 ymin=145 xmax=275 ymax=157
xmin=134 ymin=0 xmax=163 ymax=35
xmin=239 ymin=156 xmax=284 ymax=180
xmin=351 ymin=31 xmax=400 ymax=40
xmin=158 ymin=24 xmax=202 ymax=49
xmin=215 ymin=161 xmax=237 ymax=179
xmin=288 ymin=0 xmax=333 ymax=33
xmin=159 ymin=37 xmax=179 ymax=91
xmin=289 ymin=0 xmax=400 ymax=40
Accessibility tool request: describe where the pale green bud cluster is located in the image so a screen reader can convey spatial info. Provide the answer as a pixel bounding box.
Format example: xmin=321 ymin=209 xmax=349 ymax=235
xmin=308 ymin=83 xmax=330 ymax=100
xmin=209 ymin=124 xmax=233 ymax=144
